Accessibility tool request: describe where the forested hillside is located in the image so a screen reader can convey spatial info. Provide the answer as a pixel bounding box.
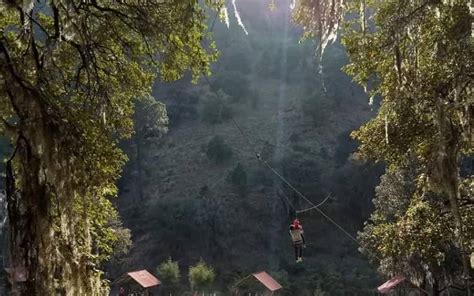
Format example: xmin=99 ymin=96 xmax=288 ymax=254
xmin=114 ymin=2 xmax=384 ymax=294
xmin=0 ymin=0 xmax=471 ymax=295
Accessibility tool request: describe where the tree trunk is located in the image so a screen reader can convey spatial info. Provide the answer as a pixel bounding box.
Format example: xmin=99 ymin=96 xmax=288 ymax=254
xmin=446 ymin=188 xmax=472 ymax=296
xmin=432 ymin=278 xmax=440 ymax=296
xmin=5 ymin=90 xmax=105 ymax=295
xmin=434 ymin=103 xmax=472 ymax=296
xmin=135 ymin=137 xmax=144 ymax=201
xmin=420 ymin=277 xmax=427 ymax=296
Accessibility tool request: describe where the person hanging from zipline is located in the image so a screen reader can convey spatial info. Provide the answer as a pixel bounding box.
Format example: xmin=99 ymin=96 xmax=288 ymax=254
xmin=289 ymin=218 xmax=305 ymax=263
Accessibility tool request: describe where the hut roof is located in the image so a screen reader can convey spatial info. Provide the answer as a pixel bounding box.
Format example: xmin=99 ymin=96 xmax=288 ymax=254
xmin=235 ymin=271 xmax=282 ymax=292
xmin=377 ymin=275 xmax=406 ymax=294
xmin=127 ymin=270 xmax=161 ymax=288
xmin=252 ymin=271 xmax=282 ymax=292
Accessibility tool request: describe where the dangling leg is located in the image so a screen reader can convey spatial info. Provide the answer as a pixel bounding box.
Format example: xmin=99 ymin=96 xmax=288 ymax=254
xmin=293 ymin=244 xmax=299 ymax=262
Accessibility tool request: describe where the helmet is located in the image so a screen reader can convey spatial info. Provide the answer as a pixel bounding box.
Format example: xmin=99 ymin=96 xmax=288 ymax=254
xmin=293 ymin=218 xmax=300 ymax=228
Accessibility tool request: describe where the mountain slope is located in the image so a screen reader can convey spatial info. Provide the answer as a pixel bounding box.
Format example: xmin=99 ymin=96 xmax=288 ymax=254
xmin=115 ymin=2 xmax=383 ymax=295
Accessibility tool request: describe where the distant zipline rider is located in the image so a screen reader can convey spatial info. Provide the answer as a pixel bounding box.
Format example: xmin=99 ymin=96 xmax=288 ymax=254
xmin=289 ymin=218 xmax=305 ymax=263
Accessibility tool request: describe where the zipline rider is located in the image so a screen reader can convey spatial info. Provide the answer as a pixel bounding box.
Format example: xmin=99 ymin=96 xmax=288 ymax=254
xmin=289 ymin=218 xmax=305 ymax=263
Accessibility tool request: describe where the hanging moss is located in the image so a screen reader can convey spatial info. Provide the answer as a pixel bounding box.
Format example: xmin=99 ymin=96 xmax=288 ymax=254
xmin=0 ymin=1 xmax=220 ymax=294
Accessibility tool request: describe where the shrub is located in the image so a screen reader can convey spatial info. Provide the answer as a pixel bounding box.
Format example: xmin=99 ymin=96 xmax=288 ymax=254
xmin=228 ymin=163 xmax=248 ymax=196
xmin=166 ymin=93 xmax=199 ymax=127
xmin=200 ymin=91 xmax=233 ymax=125
xmin=302 ymin=90 xmax=331 ymax=127
xmin=206 ymin=136 xmax=233 ymax=164
xmin=188 ymin=259 xmax=215 ymax=293
xmin=157 ymin=257 xmax=180 ymax=285
xmin=212 ymin=71 xmax=250 ymax=103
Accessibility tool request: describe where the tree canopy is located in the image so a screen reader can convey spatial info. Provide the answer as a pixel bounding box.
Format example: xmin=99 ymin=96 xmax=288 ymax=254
xmin=0 ymin=0 xmax=220 ymax=294
xmin=189 ymin=259 xmax=215 ymax=293
xmin=293 ymin=0 xmax=473 ymax=292
xmin=0 ymin=0 xmax=472 ymax=294
xmin=338 ymin=0 xmax=473 ymax=293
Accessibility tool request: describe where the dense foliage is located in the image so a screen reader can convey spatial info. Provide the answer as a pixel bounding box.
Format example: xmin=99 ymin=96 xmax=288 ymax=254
xmin=294 ymin=0 xmax=473 ymax=293
xmin=0 ymin=0 xmax=219 ymax=294
xmin=2 ymin=0 xmax=470 ymax=295
xmin=340 ymin=0 xmax=473 ymax=293
xmin=157 ymin=257 xmax=181 ymax=295
xmin=206 ymin=135 xmax=234 ymax=164
xmin=189 ymin=259 xmax=216 ymax=294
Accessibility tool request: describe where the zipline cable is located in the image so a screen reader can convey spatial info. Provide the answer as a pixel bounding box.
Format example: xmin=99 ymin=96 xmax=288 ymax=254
xmin=202 ymin=15 xmax=376 ymax=253
xmin=202 ymin=11 xmax=374 ymax=245
xmin=202 ymin=11 xmax=431 ymax=295
xmin=257 ymin=156 xmax=330 ymax=211
xmin=296 ymin=194 xmax=331 ymax=214
xmin=204 ymin=75 xmax=328 ymax=212
xmin=204 ymin=75 xmax=432 ymax=295
xmin=204 ymin=74 xmax=385 ymax=258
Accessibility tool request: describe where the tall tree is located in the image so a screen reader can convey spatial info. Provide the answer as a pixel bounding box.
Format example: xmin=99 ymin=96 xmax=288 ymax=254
xmin=341 ymin=0 xmax=473 ymax=293
xmin=157 ymin=257 xmax=181 ymax=296
xmin=133 ymin=95 xmax=168 ymax=201
xmin=358 ymin=167 xmax=470 ymax=295
xmin=0 ymin=0 xmax=219 ymax=294
xmin=295 ymin=0 xmax=473 ymax=293
xmin=189 ymin=259 xmax=215 ymax=294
